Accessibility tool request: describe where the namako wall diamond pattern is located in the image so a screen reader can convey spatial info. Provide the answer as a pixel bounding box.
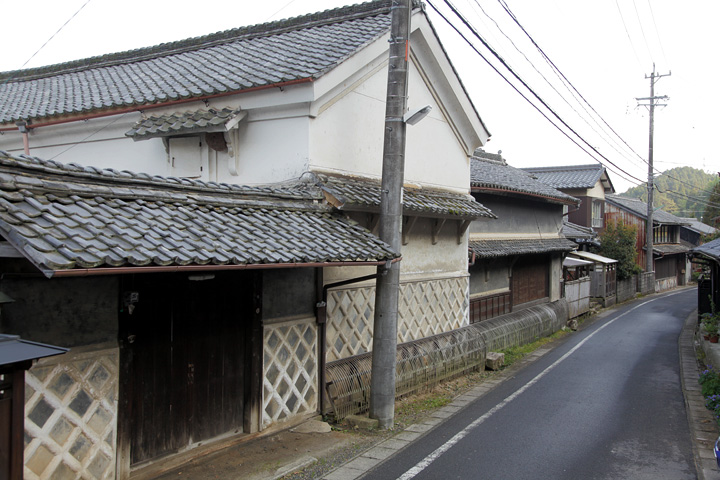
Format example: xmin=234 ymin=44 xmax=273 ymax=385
xmin=23 ymin=345 xmax=118 ymax=480
xmin=325 ymin=276 xmax=469 ymax=362
xmin=262 ymin=319 xmax=318 ymax=428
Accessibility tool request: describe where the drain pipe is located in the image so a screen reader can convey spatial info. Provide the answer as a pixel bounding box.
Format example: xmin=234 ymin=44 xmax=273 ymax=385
xmin=16 ymin=121 xmax=29 ymax=155
xmin=316 ymin=269 xmax=392 ymax=415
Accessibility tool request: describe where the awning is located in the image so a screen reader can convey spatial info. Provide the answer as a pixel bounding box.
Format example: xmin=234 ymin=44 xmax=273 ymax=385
xmin=0 ymin=335 xmax=68 ymax=367
xmin=469 ymin=237 xmax=577 ymax=259
xmin=569 ymin=251 xmax=617 ymax=264
xmin=563 ymin=257 xmax=593 ymax=267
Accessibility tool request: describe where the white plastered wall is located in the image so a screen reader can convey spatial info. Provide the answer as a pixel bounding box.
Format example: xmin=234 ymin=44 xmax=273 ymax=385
xmin=308 ymin=58 xmax=472 ymax=193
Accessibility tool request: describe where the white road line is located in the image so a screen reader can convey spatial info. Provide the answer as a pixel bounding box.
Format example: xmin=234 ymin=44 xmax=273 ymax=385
xmin=396 ymin=291 xmax=687 ymax=480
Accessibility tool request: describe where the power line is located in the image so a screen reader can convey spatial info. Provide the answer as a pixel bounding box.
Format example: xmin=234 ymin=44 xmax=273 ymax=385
xmin=494 ymin=0 xmax=702 ymax=199
xmin=631 ymin=0 xmax=654 ymax=65
xmin=483 ymin=0 xmax=644 ymax=172
xmin=495 ymin=0 xmax=651 ymax=171
xmin=614 ymin=0 xmax=644 ymax=70
xmin=426 ymin=0 xmax=633 ymax=186
xmin=16 ymin=0 xmax=93 ymax=71
xmin=645 ymin=0 xmax=669 ymax=67
xmin=431 ymin=0 xmax=646 ymax=184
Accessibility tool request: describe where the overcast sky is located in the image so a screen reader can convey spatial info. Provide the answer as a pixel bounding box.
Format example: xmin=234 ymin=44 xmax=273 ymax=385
xmin=2 ymin=0 xmax=717 ymax=198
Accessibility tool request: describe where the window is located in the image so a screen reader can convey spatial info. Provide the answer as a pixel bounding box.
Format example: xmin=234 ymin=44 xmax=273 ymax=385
xmin=654 ymin=225 xmax=676 ymax=244
xmin=168 ymin=137 xmax=203 ymax=178
xmin=591 ymin=200 xmax=603 ymax=228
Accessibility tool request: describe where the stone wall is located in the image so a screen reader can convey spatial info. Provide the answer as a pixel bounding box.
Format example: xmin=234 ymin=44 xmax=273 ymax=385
xmin=616 ymin=276 xmax=637 ymax=303
xmin=639 ymin=272 xmax=656 ymax=295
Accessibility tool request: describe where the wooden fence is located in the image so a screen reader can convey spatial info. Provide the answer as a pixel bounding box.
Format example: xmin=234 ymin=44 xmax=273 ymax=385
xmin=565 ymin=277 xmax=591 ymax=318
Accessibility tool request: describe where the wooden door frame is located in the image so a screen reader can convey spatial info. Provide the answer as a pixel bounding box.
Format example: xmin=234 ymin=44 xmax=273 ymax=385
xmin=115 ymin=271 xmax=264 ymax=479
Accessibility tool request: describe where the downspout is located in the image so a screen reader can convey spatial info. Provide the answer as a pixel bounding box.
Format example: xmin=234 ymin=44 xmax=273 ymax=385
xmin=16 ymin=121 xmax=29 ymax=155
xmin=315 ymin=271 xmax=387 ymax=416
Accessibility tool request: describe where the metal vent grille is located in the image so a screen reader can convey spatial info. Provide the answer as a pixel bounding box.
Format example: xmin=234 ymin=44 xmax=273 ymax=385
xmin=325 ymin=300 xmax=567 ymax=420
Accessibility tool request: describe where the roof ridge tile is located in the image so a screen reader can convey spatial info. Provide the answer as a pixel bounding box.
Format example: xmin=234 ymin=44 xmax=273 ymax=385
xmin=0 ymin=1 xmax=394 ymax=83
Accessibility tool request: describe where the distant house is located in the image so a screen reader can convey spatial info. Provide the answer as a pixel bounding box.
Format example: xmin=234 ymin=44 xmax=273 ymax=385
xmin=679 ymin=217 xmax=717 ymax=248
xmin=523 ymin=164 xmax=615 ymax=231
xmin=691 ymin=237 xmax=720 ymax=313
xmin=605 ymin=195 xmax=691 ymax=291
xmin=468 ymin=149 xmax=579 ymax=323
xmin=0 ymin=1 xmax=495 ymax=477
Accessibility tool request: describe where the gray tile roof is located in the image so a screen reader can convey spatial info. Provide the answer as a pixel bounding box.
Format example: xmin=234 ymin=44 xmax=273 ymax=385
xmin=318 ymin=175 xmax=495 ymax=219
xmin=0 ymin=151 xmax=398 ymax=277
xmin=471 ymin=149 xmax=578 ymax=205
xmin=522 ymin=164 xmax=608 ymax=190
xmin=562 ymin=221 xmax=597 ymax=240
xmin=693 ymin=237 xmax=720 ymax=262
xmin=469 ymin=238 xmax=577 ymax=259
xmin=679 ymin=217 xmax=717 ymax=235
xmin=605 ymin=195 xmax=689 ymax=225
xmin=0 ymin=1 xmax=398 ymax=125
xmin=126 ymin=107 xmax=241 ymax=139
xmin=652 ymin=244 xmax=690 ymax=255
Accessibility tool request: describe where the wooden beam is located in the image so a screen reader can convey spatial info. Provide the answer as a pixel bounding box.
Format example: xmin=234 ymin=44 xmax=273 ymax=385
xmin=403 ymin=216 xmax=418 ymax=245
xmin=457 ymin=220 xmax=471 ymax=245
xmin=431 ymin=219 xmax=446 ymax=245
xmin=245 ymin=271 xmax=263 ymax=434
xmin=369 ymin=214 xmax=380 ymax=235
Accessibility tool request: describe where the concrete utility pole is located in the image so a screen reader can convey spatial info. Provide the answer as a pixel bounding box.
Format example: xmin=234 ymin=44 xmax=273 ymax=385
xmin=370 ymin=0 xmax=411 ymax=429
xmin=636 ymin=63 xmax=670 ymax=273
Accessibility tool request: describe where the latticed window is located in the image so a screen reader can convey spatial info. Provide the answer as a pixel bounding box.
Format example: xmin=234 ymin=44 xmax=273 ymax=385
xmin=654 ymin=225 xmax=674 ymax=244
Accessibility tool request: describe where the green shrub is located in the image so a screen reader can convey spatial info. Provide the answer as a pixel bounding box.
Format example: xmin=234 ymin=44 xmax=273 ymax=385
xmin=699 ymin=368 xmax=720 ymax=399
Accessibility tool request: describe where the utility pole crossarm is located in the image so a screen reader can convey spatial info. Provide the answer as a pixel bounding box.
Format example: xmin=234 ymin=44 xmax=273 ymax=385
xmin=635 ymin=95 xmax=669 ymax=102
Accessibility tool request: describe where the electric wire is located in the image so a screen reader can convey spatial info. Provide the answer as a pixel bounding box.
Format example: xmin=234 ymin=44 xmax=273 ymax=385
xmin=474 ymin=0 xmax=643 ymax=172
xmin=16 ymin=0 xmax=93 ymax=72
xmin=49 ymin=113 xmax=128 ymax=161
xmin=646 ymin=0 xmax=670 ymax=67
xmin=426 ymin=0 xmax=639 ymax=187
xmin=490 ymin=0 xmax=704 ymax=199
xmin=432 ymin=0 xmax=646 ymax=185
xmin=614 ymin=0 xmax=645 ymax=71
xmin=496 ymin=0 xmax=651 ymax=171
xmin=631 ymin=0 xmax=654 ymax=65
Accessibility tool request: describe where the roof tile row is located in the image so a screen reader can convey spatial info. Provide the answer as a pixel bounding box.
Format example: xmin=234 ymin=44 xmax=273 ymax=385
xmin=0 ymin=2 xmax=396 ymax=124
xmin=470 ymin=149 xmax=579 ymax=205
xmin=469 ymin=238 xmax=577 ymax=259
xmin=0 ymin=152 xmax=399 ymax=276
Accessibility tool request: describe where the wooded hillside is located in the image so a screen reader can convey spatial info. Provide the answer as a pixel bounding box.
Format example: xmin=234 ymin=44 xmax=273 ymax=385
xmin=620 ymin=166 xmax=718 ymax=221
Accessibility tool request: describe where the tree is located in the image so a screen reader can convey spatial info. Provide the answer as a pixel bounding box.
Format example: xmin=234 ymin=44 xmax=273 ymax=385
xmin=622 ymin=166 xmax=716 ymax=219
xmin=595 ymin=220 xmax=642 ymax=280
xmin=703 ymin=180 xmax=720 ymax=228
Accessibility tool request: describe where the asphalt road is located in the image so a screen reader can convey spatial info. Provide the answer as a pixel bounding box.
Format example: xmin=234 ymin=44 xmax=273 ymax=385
xmin=361 ymin=288 xmax=698 ymax=480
